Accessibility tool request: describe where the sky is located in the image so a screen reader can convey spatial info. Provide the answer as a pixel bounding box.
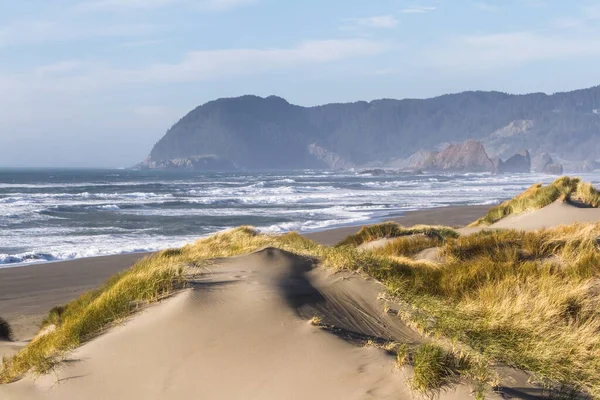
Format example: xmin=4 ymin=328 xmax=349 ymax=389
xmin=1 ymin=0 xmax=600 ymax=167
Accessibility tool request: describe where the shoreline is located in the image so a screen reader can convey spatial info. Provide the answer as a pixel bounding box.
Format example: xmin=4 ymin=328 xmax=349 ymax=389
xmin=0 ymin=204 xmax=489 ymax=340
xmin=0 ymin=204 xmax=492 ymax=270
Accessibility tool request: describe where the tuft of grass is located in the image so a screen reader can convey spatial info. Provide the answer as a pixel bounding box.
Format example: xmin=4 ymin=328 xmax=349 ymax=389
xmin=575 ymin=181 xmax=600 ymax=207
xmin=411 ymin=344 xmax=471 ymax=395
xmin=396 ymin=343 xmax=410 ymax=366
xmin=0 ymin=317 xmax=12 ymax=341
xmin=471 ymin=177 xmax=600 ymax=226
xmin=335 ymin=222 xmax=458 ymax=248
xmin=371 ymin=235 xmax=443 ymax=258
xmin=41 ymin=305 xmax=66 ymax=329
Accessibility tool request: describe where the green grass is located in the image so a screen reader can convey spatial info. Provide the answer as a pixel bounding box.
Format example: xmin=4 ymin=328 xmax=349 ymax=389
xmin=335 ymin=222 xmax=458 ymax=247
xmin=385 ymin=226 xmax=600 ymax=397
xmin=0 ymin=318 xmax=12 ymax=341
xmin=2 ymin=218 xmax=600 ymax=397
xmin=0 ymin=253 xmax=185 ymax=383
xmin=411 ymin=344 xmax=471 ymax=395
xmin=470 ymin=176 xmax=600 ymax=226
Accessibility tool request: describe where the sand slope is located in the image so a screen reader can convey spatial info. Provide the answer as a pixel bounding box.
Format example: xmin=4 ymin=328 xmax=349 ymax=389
xmin=0 ymin=253 xmax=147 ymax=340
xmin=2 ymin=249 xmax=438 ymax=400
xmin=490 ymin=201 xmax=600 ymax=230
xmin=459 ymin=200 xmax=600 ymax=235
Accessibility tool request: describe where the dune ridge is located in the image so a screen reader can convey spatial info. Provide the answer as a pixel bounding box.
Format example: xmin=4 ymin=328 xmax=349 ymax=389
xmin=0 ymin=248 xmax=478 ymax=400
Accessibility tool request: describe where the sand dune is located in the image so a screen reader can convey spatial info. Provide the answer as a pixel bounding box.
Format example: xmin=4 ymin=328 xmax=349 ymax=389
xmin=459 ymin=201 xmax=600 ymax=235
xmin=3 ymin=198 xmax=594 ymax=399
xmin=491 ymin=201 xmax=600 ymax=230
xmin=0 ymin=249 xmax=429 ymax=399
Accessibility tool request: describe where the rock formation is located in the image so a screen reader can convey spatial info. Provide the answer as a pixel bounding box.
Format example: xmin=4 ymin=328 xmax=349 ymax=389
xmin=543 ymin=164 xmax=564 ymax=175
xmin=416 ymin=140 xmax=495 ymax=172
xmin=307 ymin=143 xmax=354 ymax=170
xmin=137 ymin=155 xmax=237 ymax=171
xmin=496 ymin=150 xmax=531 ymax=173
xmin=531 ymin=153 xmax=564 ymax=174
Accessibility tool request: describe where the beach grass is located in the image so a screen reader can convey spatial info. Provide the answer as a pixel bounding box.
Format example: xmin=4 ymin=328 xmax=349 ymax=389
xmin=470 ymin=176 xmax=600 ymax=226
xmin=410 ymin=344 xmax=471 ymax=395
xmin=0 ymin=254 xmax=185 ymax=382
xmin=0 ymin=318 xmax=12 ymax=342
xmin=2 ymin=218 xmax=600 ymax=397
xmin=335 ymin=222 xmax=458 ymax=247
xmin=370 ymin=235 xmax=443 ymax=258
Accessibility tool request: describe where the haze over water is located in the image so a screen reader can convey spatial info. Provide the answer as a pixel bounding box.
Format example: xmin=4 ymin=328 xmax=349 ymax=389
xmin=2 ymin=169 xmax=599 ymax=267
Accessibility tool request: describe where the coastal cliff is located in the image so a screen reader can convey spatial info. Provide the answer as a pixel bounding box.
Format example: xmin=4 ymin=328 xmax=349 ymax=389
xmin=141 ymin=86 xmax=600 ymax=171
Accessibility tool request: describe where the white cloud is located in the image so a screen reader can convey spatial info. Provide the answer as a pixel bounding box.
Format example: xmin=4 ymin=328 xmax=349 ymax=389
xmin=138 ymin=39 xmax=390 ymax=83
xmin=0 ymin=20 xmax=164 ymax=46
xmin=475 ymin=2 xmax=501 ymax=12
xmin=1 ymin=39 xmax=390 ymax=100
xmin=400 ymin=6 xmax=436 ymax=14
xmin=552 ymin=4 xmax=600 ymax=30
xmin=76 ymin=0 xmax=255 ymax=12
xmin=425 ymin=31 xmax=600 ymax=71
xmin=33 ymin=61 xmax=86 ymax=77
xmin=353 ymin=15 xmax=398 ymax=29
xmin=79 ymin=0 xmax=178 ymax=11
xmin=198 ymin=0 xmax=257 ymax=11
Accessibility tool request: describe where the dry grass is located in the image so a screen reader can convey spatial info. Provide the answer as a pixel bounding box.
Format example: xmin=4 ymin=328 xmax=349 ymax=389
xmin=575 ymin=181 xmax=600 ymax=207
xmin=371 ymin=235 xmax=443 ymax=259
xmin=335 ymin=222 xmax=458 ymax=247
xmin=470 ymin=176 xmax=600 ymax=226
xmin=0 ymin=318 xmax=12 ymax=342
xmin=3 ymin=220 xmax=600 ymax=397
xmin=388 ymin=226 xmax=600 ymax=397
xmin=0 ymin=253 xmax=185 ymax=383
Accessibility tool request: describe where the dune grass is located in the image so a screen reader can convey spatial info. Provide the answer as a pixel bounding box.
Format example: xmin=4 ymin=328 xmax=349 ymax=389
xmin=470 ymin=176 xmax=600 ymax=226
xmin=394 ymin=342 xmax=488 ymax=399
xmin=3 ymin=220 xmax=600 ymax=397
xmin=0 ymin=318 xmax=12 ymax=342
xmin=370 ymin=235 xmax=443 ymax=259
xmin=386 ymin=226 xmax=600 ymax=397
xmin=0 ymin=254 xmax=185 ymax=383
xmin=335 ymin=222 xmax=458 ymax=247
xmin=410 ymin=344 xmax=471 ymax=395
xmin=0 ymin=227 xmax=323 ymax=383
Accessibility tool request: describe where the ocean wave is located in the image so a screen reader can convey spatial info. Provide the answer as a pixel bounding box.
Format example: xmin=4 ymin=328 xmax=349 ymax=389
xmin=0 ymin=236 xmax=196 ymax=267
xmin=4 ymin=170 xmax=598 ymax=267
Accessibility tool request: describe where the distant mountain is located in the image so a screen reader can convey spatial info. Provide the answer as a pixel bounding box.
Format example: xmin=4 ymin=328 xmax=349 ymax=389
xmin=141 ymin=86 xmax=600 ymax=171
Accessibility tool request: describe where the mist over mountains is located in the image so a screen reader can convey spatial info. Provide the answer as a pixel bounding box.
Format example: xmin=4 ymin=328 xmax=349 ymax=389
xmin=142 ymin=85 xmax=600 ymax=172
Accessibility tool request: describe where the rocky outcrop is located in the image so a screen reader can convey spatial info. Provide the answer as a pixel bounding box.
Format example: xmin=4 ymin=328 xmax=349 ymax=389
xmin=416 ymin=140 xmax=495 ymax=172
xmin=137 ymin=155 xmax=238 ymax=171
xmin=307 ymin=143 xmax=354 ymax=170
xmin=531 ymin=153 xmax=563 ymax=174
xmin=543 ymin=164 xmax=564 ymax=175
xmin=496 ymin=150 xmax=531 ymax=173
xmin=532 ymin=153 xmax=554 ymax=172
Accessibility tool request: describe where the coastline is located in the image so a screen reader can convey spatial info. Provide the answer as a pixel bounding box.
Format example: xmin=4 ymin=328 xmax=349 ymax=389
xmin=0 ymin=204 xmax=489 ymax=340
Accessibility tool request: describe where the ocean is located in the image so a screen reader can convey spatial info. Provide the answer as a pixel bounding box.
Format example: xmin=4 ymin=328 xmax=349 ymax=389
xmin=2 ymin=168 xmax=599 ymax=267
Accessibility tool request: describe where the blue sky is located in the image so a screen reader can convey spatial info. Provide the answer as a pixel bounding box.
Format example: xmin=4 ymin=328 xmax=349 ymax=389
xmin=1 ymin=0 xmax=600 ymax=167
